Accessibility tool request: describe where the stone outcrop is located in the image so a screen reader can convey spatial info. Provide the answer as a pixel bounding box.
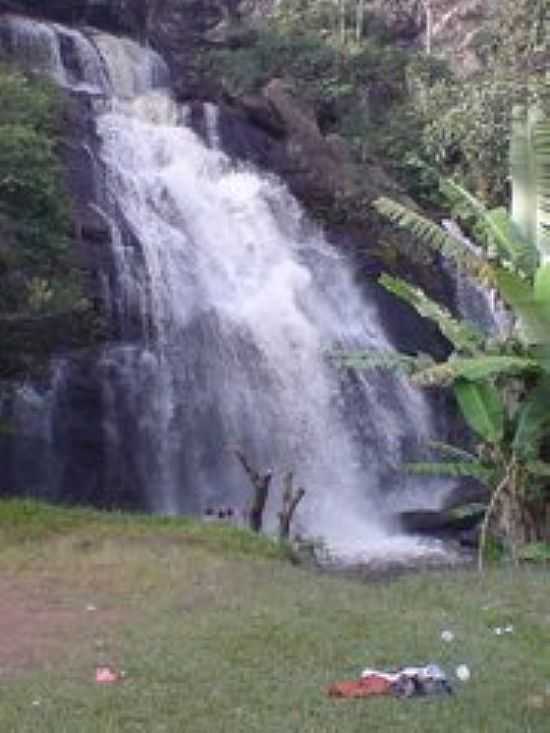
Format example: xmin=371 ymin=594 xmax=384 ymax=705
xmin=369 ymin=0 xmax=492 ymax=76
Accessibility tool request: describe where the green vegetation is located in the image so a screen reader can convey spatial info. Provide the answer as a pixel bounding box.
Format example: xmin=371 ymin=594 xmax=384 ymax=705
xmin=345 ymin=169 xmax=550 ymax=563
xmin=0 ymin=499 xmax=549 ymax=732
xmin=207 ymin=21 xmax=409 ymax=143
xmin=0 ymin=64 xmax=97 ymax=379
xmin=205 ymin=0 xmax=548 ymax=210
xmin=0 ymin=499 xmax=288 ymax=560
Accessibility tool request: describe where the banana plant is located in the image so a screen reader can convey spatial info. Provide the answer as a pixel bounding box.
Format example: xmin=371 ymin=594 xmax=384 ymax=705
xmin=346 ymin=106 xmax=550 ymax=566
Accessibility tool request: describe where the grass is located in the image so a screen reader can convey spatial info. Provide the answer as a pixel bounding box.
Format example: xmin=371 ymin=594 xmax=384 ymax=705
xmin=0 ymin=499 xmax=549 ymax=732
xmin=0 ymin=499 xmax=288 ymax=559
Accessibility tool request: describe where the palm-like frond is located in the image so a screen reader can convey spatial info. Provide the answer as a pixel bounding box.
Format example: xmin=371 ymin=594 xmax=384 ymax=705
xmin=412 ymin=354 xmax=540 ymax=387
xmin=373 ymin=196 xmax=495 ymax=283
xmin=512 ymin=378 xmax=550 ymax=459
xmin=442 ymin=179 xmax=538 ymax=274
xmin=425 ymin=441 xmax=481 ymax=463
xmin=454 ymin=379 xmax=504 ymax=443
xmin=380 ymin=274 xmax=486 ymax=354
xmin=496 ymin=268 xmax=550 ymax=343
xmin=404 ymin=460 xmax=494 ymax=482
xmin=532 ymin=117 xmax=550 ymax=258
xmin=526 ymin=460 xmax=550 ymax=478
xmin=333 ymin=349 xmax=434 ymax=375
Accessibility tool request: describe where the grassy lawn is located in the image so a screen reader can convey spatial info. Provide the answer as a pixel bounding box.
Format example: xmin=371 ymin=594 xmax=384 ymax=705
xmin=0 ymin=500 xmax=548 ymax=732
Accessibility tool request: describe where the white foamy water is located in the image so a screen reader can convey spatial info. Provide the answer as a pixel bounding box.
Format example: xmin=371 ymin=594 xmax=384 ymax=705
xmin=96 ymin=90 xmax=450 ymax=559
xmin=1 ymin=15 xmax=458 ymax=563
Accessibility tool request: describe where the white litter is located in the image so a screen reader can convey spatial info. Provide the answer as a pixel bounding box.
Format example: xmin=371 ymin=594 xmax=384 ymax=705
xmin=455 ymin=665 xmax=471 ymax=682
xmin=440 ymin=630 xmax=455 ymax=643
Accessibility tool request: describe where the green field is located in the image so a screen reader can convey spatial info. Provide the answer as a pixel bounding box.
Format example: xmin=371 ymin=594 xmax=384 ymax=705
xmin=0 ymin=500 xmax=548 ymax=732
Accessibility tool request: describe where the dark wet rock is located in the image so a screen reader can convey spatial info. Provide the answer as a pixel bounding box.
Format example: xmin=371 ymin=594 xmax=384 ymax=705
xmin=397 ymin=506 xmax=485 ymax=547
xmin=238 ymin=93 xmax=286 ymax=139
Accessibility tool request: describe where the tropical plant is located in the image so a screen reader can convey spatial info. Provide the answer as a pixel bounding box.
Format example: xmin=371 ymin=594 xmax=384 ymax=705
xmin=343 ymin=113 xmax=550 ymax=567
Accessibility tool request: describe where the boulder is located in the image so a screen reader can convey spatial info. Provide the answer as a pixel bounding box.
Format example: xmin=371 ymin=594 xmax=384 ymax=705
xmin=397 ymin=506 xmax=485 ymax=546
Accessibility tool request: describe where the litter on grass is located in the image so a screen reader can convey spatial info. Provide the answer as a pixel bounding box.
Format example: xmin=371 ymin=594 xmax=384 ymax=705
xmin=455 ymin=664 xmax=471 ymax=682
xmin=327 ymin=664 xmax=453 ymax=699
xmin=440 ymin=630 xmax=455 ymax=643
xmin=493 ymin=625 xmax=514 ymax=635
xmin=95 ymin=666 xmax=121 ymax=684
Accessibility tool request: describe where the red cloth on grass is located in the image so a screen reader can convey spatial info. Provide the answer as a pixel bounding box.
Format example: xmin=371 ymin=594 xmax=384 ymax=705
xmin=327 ymin=675 xmax=394 ymax=698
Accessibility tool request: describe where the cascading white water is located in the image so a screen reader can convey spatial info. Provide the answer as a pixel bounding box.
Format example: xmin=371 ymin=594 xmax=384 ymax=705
xmin=442 ymin=219 xmax=512 ymax=338
xmin=0 ymin=14 xmax=108 ymax=92
xmin=0 ymin=15 xmax=457 ymax=562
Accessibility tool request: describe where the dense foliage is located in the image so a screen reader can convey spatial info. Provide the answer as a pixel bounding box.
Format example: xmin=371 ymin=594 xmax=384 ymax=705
xmin=207 ymin=19 xmax=409 ymax=143
xmin=0 ymin=65 xmax=96 ymax=377
xmin=348 ymin=169 xmax=550 ymax=564
xmin=408 ymin=0 xmax=549 ymax=205
xmin=206 ymin=0 xmax=547 ymax=210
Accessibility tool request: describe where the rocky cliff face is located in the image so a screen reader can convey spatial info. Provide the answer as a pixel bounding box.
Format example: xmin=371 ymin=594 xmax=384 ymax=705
xmin=0 ymin=0 xmax=457 ymax=303
xmin=0 ymin=1 xmax=495 ymax=78
xmin=0 ymin=2 xmax=460 ymax=516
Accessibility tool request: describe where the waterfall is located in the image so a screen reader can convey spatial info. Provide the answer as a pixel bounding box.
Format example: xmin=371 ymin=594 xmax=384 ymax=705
xmin=442 ymin=219 xmax=512 ymax=338
xmin=0 ymin=14 xmax=108 ymax=92
xmin=0 ymin=15 xmax=456 ymax=562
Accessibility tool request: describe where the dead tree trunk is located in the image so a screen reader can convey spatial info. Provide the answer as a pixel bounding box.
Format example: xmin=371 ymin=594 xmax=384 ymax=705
xmin=355 ymin=0 xmax=365 ymax=42
xmin=278 ymin=471 xmax=305 ymax=541
xmin=232 ymin=448 xmax=272 ymax=533
xmin=423 ymin=0 xmax=433 ymax=56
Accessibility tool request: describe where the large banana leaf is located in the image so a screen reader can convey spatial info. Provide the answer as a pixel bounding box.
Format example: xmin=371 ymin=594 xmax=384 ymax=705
xmin=333 ymin=350 xmax=434 ymax=375
xmin=373 ymin=197 xmax=494 ymax=282
xmin=531 ymin=344 xmax=550 ymax=373
xmin=511 ymin=104 xmax=535 ymax=245
xmin=404 ymin=460 xmax=494 ymax=482
xmin=442 ymin=179 xmax=538 ymax=274
xmin=379 ymin=274 xmax=486 ymax=354
xmin=512 ymin=378 xmax=550 ymax=459
xmin=534 ymin=263 xmax=550 ymax=304
xmin=412 ymin=354 xmax=539 ymax=387
xmin=532 ymin=117 xmax=550 ymax=260
xmin=454 ymin=379 xmax=504 ymax=443
xmin=425 ymin=440 xmax=480 ymax=462
xmin=526 ymin=461 xmax=550 ymax=478
xmin=494 ymin=268 xmax=550 ymax=343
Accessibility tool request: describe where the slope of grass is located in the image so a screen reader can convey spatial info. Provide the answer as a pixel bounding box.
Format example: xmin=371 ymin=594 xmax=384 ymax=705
xmin=0 ymin=499 xmax=548 ymax=732
xmin=0 ymin=498 xmax=287 ymax=559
